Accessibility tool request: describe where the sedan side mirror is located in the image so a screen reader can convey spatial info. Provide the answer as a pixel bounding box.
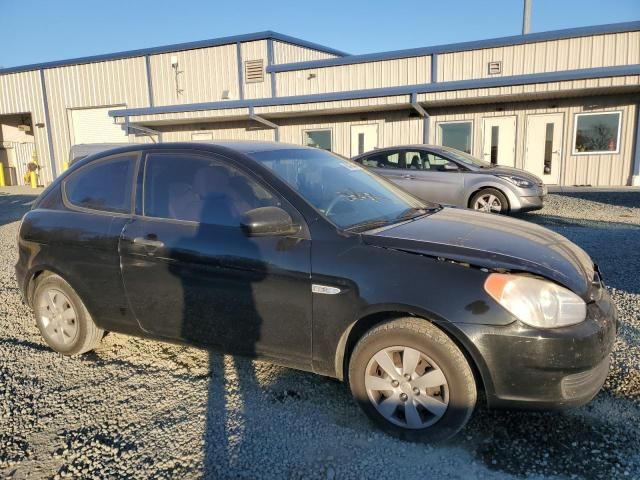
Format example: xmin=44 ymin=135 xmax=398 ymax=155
xmin=240 ymin=206 xmax=300 ymax=237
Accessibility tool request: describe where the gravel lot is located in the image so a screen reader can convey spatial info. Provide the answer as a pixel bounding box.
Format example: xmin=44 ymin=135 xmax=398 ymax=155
xmin=1 ymin=187 xmax=639 ymax=479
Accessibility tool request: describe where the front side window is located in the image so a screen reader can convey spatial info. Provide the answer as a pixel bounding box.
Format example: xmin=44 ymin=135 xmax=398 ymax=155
xmin=64 ymin=155 xmax=136 ymax=213
xmin=438 ymin=121 xmax=473 ymax=154
xmin=303 ymin=129 xmax=332 ymax=151
xmin=250 ymin=148 xmax=435 ymax=230
xmin=405 ymin=151 xmax=458 ymax=172
xmin=573 ymin=112 xmax=621 ymax=154
xmin=143 ymin=152 xmax=278 ymax=226
xmin=361 ymin=152 xmax=400 ymax=169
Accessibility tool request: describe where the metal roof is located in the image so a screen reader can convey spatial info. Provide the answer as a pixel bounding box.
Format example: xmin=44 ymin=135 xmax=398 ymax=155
xmin=0 ymin=31 xmax=349 ymax=75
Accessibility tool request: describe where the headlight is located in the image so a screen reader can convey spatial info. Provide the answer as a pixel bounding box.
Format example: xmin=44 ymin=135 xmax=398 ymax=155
xmin=484 ymin=273 xmax=586 ymax=328
xmin=497 ymin=175 xmax=533 ymax=188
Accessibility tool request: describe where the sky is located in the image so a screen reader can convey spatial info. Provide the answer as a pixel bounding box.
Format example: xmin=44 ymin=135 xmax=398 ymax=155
xmin=0 ymin=0 xmax=638 ymax=68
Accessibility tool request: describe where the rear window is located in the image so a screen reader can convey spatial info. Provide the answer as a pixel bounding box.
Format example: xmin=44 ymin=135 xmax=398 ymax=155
xmin=64 ymin=155 xmax=135 ymax=213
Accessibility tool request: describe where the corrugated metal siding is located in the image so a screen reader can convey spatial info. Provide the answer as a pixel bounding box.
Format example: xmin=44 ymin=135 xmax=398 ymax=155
xmin=438 ymin=32 xmax=640 ymax=82
xmin=426 ymin=95 xmax=637 ymax=186
xmin=241 ymin=41 xmax=272 ymax=99
xmin=0 ymin=71 xmax=53 ymax=184
xmin=149 ymin=44 xmax=239 ymax=105
xmin=275 ymin=56 xmax=432 ymax=97
xmin=278 ymin=111 xmax=422 ymax=157
xmin=418 ymin=75 xmax=640 ymax=103
xmin=43 ymin=57 xmax=149 ymax=174
xmin=158 ymin=121 xmax=276 ymax=142
xmin=273 ymin=41 xmax=337 ymax=64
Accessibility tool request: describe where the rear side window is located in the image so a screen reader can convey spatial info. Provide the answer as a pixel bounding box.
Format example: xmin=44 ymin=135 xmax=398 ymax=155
xmin=64 ymin=155 xmax=135 ymax=213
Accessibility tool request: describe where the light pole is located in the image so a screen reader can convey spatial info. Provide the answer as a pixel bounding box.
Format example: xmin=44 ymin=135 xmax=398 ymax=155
xmin=522 ymin=0 xmax=532 ymax=34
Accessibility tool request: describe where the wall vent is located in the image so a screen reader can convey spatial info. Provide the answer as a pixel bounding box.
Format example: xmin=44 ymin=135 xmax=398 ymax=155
xmin=488 ymin=61 xmax=502 ymax=75
xmin=245 ymin=59 xmax=264 ymax=83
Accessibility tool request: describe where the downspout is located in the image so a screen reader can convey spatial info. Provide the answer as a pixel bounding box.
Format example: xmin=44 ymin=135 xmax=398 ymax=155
xmin=632 ymin=103 xmax=640 ymax=186
xmin=410 ymin=92 xmax=430 ymax=144
xmin=249 ymin=106 xmax=280 ymax=142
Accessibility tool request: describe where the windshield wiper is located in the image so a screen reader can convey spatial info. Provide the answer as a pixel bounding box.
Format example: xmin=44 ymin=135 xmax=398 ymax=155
xmin=395 ymin=207 xmax=429 ymax=221
xmin=345 ymin=219 xmax=394 ymax=233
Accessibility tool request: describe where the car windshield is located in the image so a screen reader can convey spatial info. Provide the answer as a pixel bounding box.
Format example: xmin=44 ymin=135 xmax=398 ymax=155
xmin=250 ymin=148 xmax=439 ymax=230
xmin=438 ymin=146 xmax=493 ymax=168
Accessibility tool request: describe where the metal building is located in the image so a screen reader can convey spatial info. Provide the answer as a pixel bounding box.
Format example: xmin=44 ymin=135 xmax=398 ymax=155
xmin=1 ymin=23 xmax=639 ymax=187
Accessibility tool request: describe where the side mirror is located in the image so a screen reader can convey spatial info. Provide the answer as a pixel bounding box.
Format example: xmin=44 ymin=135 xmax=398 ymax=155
xmin=442 ymin=163 xmax=459 ymax=172
xmin=240 ymin=206 xmax=300 ymax=237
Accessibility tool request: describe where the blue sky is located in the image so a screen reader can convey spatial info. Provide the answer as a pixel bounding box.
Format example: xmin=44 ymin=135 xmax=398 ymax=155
xmin=0 ymin=0 xmax=638 ymax=68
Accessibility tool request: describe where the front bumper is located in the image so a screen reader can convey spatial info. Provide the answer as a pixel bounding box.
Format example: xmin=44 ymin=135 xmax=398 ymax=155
xmin=457 ymin=289 xmax=617 ymax=409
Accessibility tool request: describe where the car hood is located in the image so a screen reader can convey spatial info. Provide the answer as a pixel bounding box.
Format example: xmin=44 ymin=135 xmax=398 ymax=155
xmin=481 ymin=165 xmax=542 ymax=184
xmin=362 ymin=207 xmax=595 ymax=298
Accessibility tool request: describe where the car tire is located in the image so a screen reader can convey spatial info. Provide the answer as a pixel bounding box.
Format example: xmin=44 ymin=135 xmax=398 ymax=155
xmin=470 ymin=188 xmax=509 ymax=214
xmin=32 ymin=273 xmax=104 ymax=355
xmin=348 ymin=317 xmax=476 ymax=442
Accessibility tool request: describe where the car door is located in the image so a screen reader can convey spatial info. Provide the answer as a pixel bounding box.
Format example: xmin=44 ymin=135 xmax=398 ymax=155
xmin=393 ymin=150 xmax=466 ymax=206
xmin=357 ymin=150 xmax=406 ymax=184
xmin=118 ymin=149 xmax=312 ymax=368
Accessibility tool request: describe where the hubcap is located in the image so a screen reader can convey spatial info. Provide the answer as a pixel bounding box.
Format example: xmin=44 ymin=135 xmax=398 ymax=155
xmin=473 ymin=194 xmax=502 ymax=213
xmin=38 ymin=288 xmax=78 ymax=347
xmin=365 ymin=346 xmax=449 ymax=429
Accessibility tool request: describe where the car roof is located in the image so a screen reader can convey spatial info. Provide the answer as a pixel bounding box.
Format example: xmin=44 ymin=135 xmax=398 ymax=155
xmin=352 ymin=144 xmax=451 ymax=159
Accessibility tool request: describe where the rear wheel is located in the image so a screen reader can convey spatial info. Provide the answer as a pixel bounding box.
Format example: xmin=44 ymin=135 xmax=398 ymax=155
xmin=33 ymin=273 xmax=104 ymax=355
xmin=348 ymin=317 xmax=476 ymax=442
xmin=470 ymin=188 xmax=509 ymax=214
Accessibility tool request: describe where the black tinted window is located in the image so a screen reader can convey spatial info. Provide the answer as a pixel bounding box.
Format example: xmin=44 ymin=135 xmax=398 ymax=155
xmin=65 ymin=156 xmax=135 ymax=213
xmin=143 ymin=153 xmax=277 ymax=226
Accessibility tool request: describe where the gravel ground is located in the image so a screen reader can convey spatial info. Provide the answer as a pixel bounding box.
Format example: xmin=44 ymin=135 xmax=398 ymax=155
xmin=1 ymin=188 xmax=639 ymax=479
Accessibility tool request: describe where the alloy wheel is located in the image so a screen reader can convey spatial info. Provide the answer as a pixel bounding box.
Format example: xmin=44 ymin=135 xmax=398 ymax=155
xmin=473 ymin=194 xmax=503 ymax=213
xmin=364 ymin=346 xmax=449 ymax=429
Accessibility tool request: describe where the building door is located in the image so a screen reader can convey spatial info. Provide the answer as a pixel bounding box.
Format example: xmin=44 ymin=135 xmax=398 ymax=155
xmin=482 ymin=116 xmax=516 ymax=167
xmin=350 ymin=124 xmax=378 ymax=157
xmin=69 ymin=106 xmax=128 ymax=145
xmin=525 ymin=113 xmax=564 ymax=184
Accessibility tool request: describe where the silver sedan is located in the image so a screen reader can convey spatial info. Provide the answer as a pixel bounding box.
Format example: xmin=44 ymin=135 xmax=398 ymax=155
xmin=352 ymin=145 xmax=546 ymax=214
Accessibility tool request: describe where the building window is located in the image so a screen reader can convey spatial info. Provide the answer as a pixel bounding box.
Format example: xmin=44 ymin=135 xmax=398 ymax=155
xmin=303 ymin=129 xmax=332 ymax=151
xmin=437 ymin=121 xmax=473 ymax=154
xmin=573 ymin=112 xmax=622 ymax=155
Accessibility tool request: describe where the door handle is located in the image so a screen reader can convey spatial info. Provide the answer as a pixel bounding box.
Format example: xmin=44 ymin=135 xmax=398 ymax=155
xmin=402 ymin=174 xmax=415 ymax=179
xmin=133 ymin=237 xmax=165 ymax=249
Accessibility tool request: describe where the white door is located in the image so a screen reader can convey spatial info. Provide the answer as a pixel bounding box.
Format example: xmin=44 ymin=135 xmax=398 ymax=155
xmin=351 ymin=124 xmax=378 ymax=157
xmin=525 ymin=113 xmax=564 ymax=184
xmin=70 ymin=106 xmax=127 ymax=144
xmin=482 ymin=116 xmax=516 ymax=167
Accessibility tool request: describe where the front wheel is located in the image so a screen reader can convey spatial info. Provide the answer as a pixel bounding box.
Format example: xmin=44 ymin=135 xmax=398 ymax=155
xmin=32 ymin=273 xmax=104 ymax=355
xmin=470 ymin=188 xmax=509 ymax=214
xmin=348 ymin=318 xmax=476 ymax=442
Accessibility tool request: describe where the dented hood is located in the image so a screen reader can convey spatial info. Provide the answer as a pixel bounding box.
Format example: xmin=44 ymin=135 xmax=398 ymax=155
xmin=363 ymin=207 xmax=595 ymax=298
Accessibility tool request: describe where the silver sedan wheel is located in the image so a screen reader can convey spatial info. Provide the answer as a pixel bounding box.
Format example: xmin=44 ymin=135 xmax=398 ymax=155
xmin=38 ymin=288 xmax=78 ymax=347
xmin=473 ymin=193 xmax=503 ymax=213
xmin=365 ymin=346 xmax=449 ymax=429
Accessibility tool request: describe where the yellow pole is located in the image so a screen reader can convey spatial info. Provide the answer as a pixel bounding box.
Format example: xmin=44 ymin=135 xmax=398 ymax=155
xmin=63 ymin=161 xmax=69 ymax=171
xmin=29 ymin=171 xmax=38 ymax=188
xmin=0 ymin=166 xmax=5 ymax=187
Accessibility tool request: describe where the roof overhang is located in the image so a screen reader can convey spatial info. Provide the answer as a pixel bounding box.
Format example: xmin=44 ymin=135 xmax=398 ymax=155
xmin=109 ymin=64 xmax=640 ymax=125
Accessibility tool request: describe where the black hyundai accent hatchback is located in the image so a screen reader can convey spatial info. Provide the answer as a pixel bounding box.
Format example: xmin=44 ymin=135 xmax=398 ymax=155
xmin=16 ymin=142 xmax=616 ymax=441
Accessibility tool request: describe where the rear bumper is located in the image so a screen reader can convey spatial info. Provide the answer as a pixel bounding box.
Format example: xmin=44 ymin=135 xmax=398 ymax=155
xmin=457 ymin=289 xmax=617 ymax=409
